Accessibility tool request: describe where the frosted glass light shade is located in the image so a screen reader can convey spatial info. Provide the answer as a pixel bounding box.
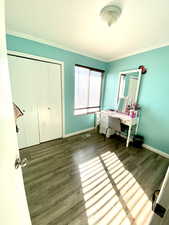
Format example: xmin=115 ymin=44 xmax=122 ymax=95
xmin=100 ymin=5 xmax=122 ymax=26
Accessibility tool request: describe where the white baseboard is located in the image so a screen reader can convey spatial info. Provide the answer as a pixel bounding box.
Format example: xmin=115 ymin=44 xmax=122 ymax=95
xmin=64 ymin=127 xmax=95 ymax=138
xmin=64 ymin=129 xmax=169 ymax=160
xmin=143 ymin=144 xmax=169 ymax=159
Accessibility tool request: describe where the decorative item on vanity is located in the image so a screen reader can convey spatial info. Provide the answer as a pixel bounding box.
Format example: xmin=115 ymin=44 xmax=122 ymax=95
xmin=100 ymin=4 xmax=122 ymax=26
xmin=125 ymin=103 xmax=141 ymax=118
xmin=129 ymin=110 xmax=136 ymax=118
xmin=138 ymin=65 xmax=147 ymax=74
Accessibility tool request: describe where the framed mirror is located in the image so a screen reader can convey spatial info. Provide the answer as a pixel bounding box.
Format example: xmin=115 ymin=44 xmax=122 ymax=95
xmin=116 ymin=69 xmax=142 ymax=113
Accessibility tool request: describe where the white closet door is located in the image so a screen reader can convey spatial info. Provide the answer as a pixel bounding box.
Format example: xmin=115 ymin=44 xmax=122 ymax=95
xmin=47 ymin=63 xmax=62 ymax=140
xmin=8 ymin=56 xmax=40 ymax=149
xmin=37 ymin=62 xmax=62 ymax=142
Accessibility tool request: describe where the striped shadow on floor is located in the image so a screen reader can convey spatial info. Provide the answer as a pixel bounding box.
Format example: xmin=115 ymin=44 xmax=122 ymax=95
xmin=20 ymin=132 xmax=169 ymax=225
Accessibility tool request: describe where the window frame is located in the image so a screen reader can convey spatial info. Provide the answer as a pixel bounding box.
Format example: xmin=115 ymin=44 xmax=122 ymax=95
xmin=74 ymin=64 xmax=104 ymax=116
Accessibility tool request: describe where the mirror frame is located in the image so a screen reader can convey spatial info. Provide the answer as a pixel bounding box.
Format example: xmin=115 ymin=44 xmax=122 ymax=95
xmin=116 ymin=69 xmax=142 ymax=110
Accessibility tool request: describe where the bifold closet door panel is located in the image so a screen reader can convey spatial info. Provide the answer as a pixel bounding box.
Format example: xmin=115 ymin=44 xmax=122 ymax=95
xmin=8 ymin=56 xmax=40 ymax=149
xmin=37 ymin=62 xmax=50 ymax=142
xmin=38 ymin=62 xmax=62 ymax=142
xmin=16 ymin=105 xmax=39 ymax=149
xmin=48 ymin=63 xmax=62 ymax=140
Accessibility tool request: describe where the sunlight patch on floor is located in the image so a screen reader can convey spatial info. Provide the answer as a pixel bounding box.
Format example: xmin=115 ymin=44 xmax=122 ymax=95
xmin=79 ymin=151 xmax=153 ymax=225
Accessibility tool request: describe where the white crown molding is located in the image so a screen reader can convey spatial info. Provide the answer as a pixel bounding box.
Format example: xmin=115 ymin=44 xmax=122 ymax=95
xmin=108 ymin=42 xmax=169 ymax=62
xmin=7 ymin=30 xmax=107 ymax=62
xmin=7 ymin=30 xmax=169 ymax=64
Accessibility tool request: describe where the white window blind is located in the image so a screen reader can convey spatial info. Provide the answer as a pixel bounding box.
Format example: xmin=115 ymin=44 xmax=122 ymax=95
xmin=74 ymin=65 xmax=103 ymax=115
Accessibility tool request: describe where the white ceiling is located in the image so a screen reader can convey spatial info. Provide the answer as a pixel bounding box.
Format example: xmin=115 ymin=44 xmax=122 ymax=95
xmin=5 ymin=0 xmax=169 ymax=61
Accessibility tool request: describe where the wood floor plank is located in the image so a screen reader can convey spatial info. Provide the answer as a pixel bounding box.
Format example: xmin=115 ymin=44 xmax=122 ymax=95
xmin=21 ymin=131 xmax=169 ymax=225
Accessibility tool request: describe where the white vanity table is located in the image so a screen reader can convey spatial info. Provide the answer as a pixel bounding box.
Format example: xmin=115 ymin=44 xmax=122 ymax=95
xmin=97 ymin=68 xmax=143 ymax=147
xmin=96 ymin=110 xmax=139 ymax=147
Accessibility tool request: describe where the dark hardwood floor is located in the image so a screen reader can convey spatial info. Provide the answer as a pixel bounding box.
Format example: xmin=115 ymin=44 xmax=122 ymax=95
xmin=20 ymin=131 xmax=169 ymax=225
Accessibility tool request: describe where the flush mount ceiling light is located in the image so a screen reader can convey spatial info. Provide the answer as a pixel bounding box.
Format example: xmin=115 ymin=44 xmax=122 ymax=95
xmin=100 ymin=4 xmax=122 ymax=26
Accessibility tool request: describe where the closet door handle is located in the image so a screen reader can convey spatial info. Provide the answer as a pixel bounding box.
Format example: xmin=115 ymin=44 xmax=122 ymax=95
xmin=48 ymin=107 xmax=51 ymax=110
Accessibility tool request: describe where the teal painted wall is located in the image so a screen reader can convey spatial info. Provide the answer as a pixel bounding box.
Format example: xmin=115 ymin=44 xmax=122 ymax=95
xmin=6 ymin=34 xmax=107 ymax=135
xmin=7 ymin=34 xmax=168 ymax=154
xmin=103 ymin=46 xmax=169 ymax=154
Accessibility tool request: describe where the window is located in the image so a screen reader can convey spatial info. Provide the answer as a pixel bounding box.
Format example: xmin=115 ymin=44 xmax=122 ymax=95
xmin=74 ymin=65 xmax=103 ymax=115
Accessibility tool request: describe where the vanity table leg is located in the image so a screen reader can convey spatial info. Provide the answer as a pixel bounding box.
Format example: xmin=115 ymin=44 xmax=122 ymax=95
xmin=126 ymin=125 xmax=132 ymax=147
